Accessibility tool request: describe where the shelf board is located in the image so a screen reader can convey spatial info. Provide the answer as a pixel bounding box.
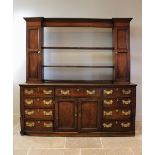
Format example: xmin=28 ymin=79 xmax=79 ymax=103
xmin=43 ymin=65 xmax=114 ymax=68
xmin=42 ymin=47 xmax=114 ymax=50
xmin=43 ymin=80 xmax=114 ymax=84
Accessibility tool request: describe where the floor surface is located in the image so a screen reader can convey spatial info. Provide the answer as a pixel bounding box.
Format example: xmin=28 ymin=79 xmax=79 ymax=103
xmin=13 ymin=115 xmax=142 ymax=155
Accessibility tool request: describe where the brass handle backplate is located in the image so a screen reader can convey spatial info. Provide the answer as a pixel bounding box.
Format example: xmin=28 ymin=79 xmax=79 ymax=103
xmin=122 ymin=99 xmax=131 ymax=105
xmin=121 ymin=122 xmax=131 ymax=128
xmin=43 ymin=122 xmax=53 ymax=128
xmin=104 ymin=90 xmax=113 ymax=95
xmin=104 ymin=99 xmax=113 ymax=105
xmin=86 ymin=90 xmax=96 ymax=95
xmin=60 ymin=90 xmax=70 ymax=95
xmin=43 ymin=100 xmax=52 ymax=105
xmin=25 ymin=99 xmax=33 ymax=105
xmin=43 ymin=110 xmax=53 ymax=116
xmin=24 ymin=89 xmax=33 ymax=95
xmin=104 ymin=111 xmax=113 ymax=116
xmin=122 ymin=110 xmax=131 ymax=116
xmin=122 ymin=89 xmax=131 ymax=95
xmin=103 ymin=123 xmax=112 ymax=128
xmin=25 ymin=121 xmax=35 ymax=127
xmin=25 ymin=110 xmax=34 ymax=115
xmin=43 ymin=89 xmax=53 ymax=95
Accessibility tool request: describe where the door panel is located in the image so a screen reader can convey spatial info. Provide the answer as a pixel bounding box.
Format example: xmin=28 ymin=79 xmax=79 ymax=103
xmin=55 ymin=99 xmax=77 ymax=131
xmin=79 ymin=99 xmax=100 ymax=131
xmin=29 ymin=52 xmax=40 ymax=79
xmin=116 ymin=53 xmax=129 ymax=81
xmin=28 ymin=28 xmax=39 ymax=49
xmin=117 ymin=28 xmax=128 ymax=50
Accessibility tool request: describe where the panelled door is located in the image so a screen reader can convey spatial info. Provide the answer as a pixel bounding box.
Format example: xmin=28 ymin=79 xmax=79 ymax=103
xmin=55 ymin=99 xmax=78 ymax=131
xmin=55 ymin=98 xmax=100 ymax=132
xmin=78 ymin=99 xmax=100 ymax=131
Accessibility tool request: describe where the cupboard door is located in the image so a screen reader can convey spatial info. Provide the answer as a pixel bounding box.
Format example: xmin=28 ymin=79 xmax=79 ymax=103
xmin=113 ymin=18 xmax=132 ymax=83
xmin=114 ymin=28 xmax=130 ymax=82
xmin=25 ymin=18 xmax=43 ymax=83
xmin=78 ymin=99 xmax=100 ymax=131
xmin=55 ymin=99 xmax=78 ymax=131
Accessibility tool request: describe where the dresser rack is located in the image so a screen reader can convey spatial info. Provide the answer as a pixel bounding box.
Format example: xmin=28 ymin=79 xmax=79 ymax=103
xmin=19 ymin=17 xmax=136 ymax=136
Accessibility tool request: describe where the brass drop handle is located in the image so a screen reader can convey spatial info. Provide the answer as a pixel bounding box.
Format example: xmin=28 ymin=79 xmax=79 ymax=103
xmin=122 ymin=99 xmax=131 ymax=105
xmin=43 ymin=89 xmax=53 ymax=95
xmin=24 ymin=89 xmax=33 ymax=95
xmin=25 ymin=99 xmax=33 ymax=105
xmin=25 ymin=110 xmax=34 ymax=115
xmin=75 ymin=113 xmax=77 ymax=117
xmin=103 ymin=123 xmax=112 ymax=128
xmin=86 ymin=90 xmax=96 ymax=95
xmin=60 ymin=89 xmax=70 ymax=95
xmin=25 ymin=121 xmax=35 ymax=127
xmin=122 ymin=110 xmax=131 ymax=116
xmin=43 ymin=122 xmax=53 ymax=128
xmin=43 ymin=100 xmax=52 ymax=105
xmin=43 ymin=110 xmax=53 ymax=116
xmin=122 ymin=89 xmax=131 ymax=95
xmin=38 ymin=51 xmax=40 ymax=54
xmin=104 ymin=90 xmax=113 ymax=95
xmin=104 ymin=111 xmax=112 ymax=116
xmin=121 ymin=122 xmax=130 ymax=128
xmin=104 ymin=99 xmax=113 ymax=105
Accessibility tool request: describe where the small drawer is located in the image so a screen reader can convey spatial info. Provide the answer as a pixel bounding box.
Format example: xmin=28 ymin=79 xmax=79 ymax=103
xmin=103 ymin=88 xmax=132 ymax=97
xmin=102 ymin=120 xmax=131 ymax=131
xmin=24 ymin=98 xmax=54 ymax=108
xmin=23 ymin=87 xmax=53 ymax=96
xmin=55 ymin=88 xmax=100 ymax=97
xmin=24 ymin=109 xmax=53 ymax=119
xmin=103 ymin=98 xmax=132 ymax=108
xmin=25 ymin=120 xmax=53 ymax=131
xmin=103 ymin=109 xmax=131 ymax=120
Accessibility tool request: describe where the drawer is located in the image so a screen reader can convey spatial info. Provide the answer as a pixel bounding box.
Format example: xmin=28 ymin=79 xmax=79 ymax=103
xmin=103 ymin=88 xmax=132 ymax=97
xmin=24 ymin=109 xmax=53 ymax=119
xmin=55 ymin=88 xmax=100 ymax=97
xmin=102 ymin=120 xmax=131 ymax=131
xmin=103 ymin=98 xmax=132 ymax=108
xmin=24 ymin=98 xmax=54 ymax=108
xmin=103 ymin=109 xmax=131 ymax=120
xmin=25 ymin=120 xmax=53 ymax=131
xmin=23 ymin=87 xmax=53 ymax=96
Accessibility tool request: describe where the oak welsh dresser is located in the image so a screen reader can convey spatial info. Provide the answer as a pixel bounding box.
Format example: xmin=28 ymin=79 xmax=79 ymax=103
xmin=20 ymin=17 xmax=137 ymax=136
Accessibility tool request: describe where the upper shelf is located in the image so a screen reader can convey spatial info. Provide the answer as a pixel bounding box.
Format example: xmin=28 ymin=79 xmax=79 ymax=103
xmin=42 ymin=47 xmax=114 ymax=50
xmin=24 ymin=17 xmax=133 ymax=28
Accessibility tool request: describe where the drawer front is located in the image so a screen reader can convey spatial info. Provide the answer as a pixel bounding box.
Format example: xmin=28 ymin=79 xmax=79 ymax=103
xmin=23 ymin=87 xmax=53 ymax=96
xmin=102 ymin=120 xmax=131 ymax=131
xmin=24 ymin=98 xmax=54 ymax=108
xmin=25 ymin=120 xmax=53 ymax=131
xmin=103 ymin=98 xmax=132 ymax=108
xmin=103 ymin=109 xmax=131 ymax=120
xmin=24 ymin=109 xmax=53 ymax=119
xmin=55 ymin=88 xmax=100 ymax=97
xmin=103 ymin=87 xmax=132 ymax=97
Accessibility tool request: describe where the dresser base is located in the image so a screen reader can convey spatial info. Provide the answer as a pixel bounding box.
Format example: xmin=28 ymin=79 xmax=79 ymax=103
xmin=20 ymin=83 xmax=136 ymax=137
